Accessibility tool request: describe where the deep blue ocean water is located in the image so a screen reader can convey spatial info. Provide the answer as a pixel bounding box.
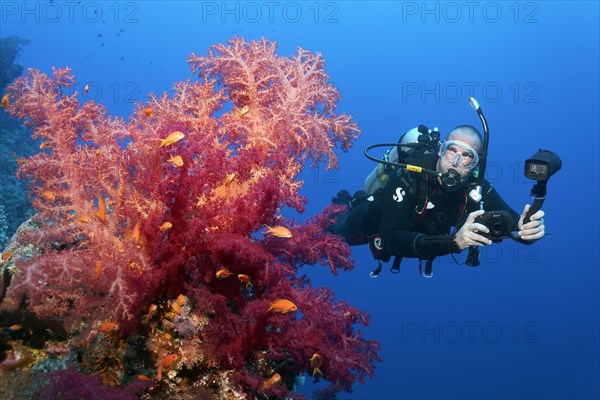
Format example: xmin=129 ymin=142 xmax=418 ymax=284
xmin=1 ymin=1 xmax=598 ymax=399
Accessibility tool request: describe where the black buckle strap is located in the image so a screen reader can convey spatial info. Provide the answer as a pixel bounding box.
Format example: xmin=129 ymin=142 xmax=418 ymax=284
xmin=370 ymin=261 xmax=383 ymax=278
xmin=390 ymin=256 xmax=402 ymax=274
xmin=419 ymin=258 xmax=434 ymax=278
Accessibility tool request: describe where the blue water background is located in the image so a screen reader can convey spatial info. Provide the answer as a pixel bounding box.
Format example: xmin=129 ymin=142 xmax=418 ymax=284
xmin=1 ymin=1 xmax=598 ymax=399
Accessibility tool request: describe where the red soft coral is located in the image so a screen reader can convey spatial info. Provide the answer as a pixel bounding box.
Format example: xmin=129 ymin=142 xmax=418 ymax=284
xmin=1 ymin=37 xmax=377 ymax=398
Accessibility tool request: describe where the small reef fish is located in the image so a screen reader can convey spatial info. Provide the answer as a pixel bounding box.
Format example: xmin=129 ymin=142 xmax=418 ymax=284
xmin=39 ymin=142 xmax=47 ymax=149
xmin=159 ymin=222 xmax=172 ymax=231
xmin=157 ymin=353 xmax=179 ymax=381
xmin=84 ymin=84 xmax=89 ymax=94
xmin=167 ymin=154 xmax=183 ymax=167
xmin=1 ymin=94 xmax=9 ymax=108
xmin=95 ymin=195 xmax=106 ymax=222
xmin=158 ymin=131 xmax=185 ymax=148
xmin=41 ymin=190 xmax=56 ymax=201
xmin=237 ymin=104 xmax=250 ymax=118
xmin=142 ymin=106 xmax=153 ymax=117
xmin=1 ymin=249 xmax=15 ymax=261
xmin=238 ymin=274 xmax=252 ymax=288
xmin=132 ymin=220 xmax=141 ymax=243
xmin=141 ymin=304 xmax=158 ymax=324
xmin=309 ymin=353 xmax=323 ymax=377
xmin=268 ymin=299 xmax=297 ymax=314
xmin=176 ymin=294 xmax=187 ymax=306
xmin=216 ymin=268 xmax=233 ymax=279
xmin=76 ymin=215 xmax=90 ymax=223
xmin=222 ymin=172 xmax=235 ymax=186
xmin=161 ymin=354 xmax=178 ymax=369
xmin=263 ymin=225 xmax=292 ymax=239
xmin=98 ymin=322 xmax=118 ymax=333
xmin=92 ymin=261 xmax=102 ymax=282
xmin=262 ymin=372 xmax=281 ymax=391
xmin=137 ymin=374 xmax=153 ymax=382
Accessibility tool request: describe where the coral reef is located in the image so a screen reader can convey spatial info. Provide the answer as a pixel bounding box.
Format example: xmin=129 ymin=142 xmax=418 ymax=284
xmin=0 ymin=37 xmax=379 ymax=398
xmin=0 ymin=36 xmax=29 ymax=93
xmin=0 ymin=205 xmax=8 ymax=249
xmin=0 ymin=35 xmax=35 ymax=248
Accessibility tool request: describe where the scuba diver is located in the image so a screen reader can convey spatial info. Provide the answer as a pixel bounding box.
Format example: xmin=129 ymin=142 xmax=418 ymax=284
xmin=331 ymin=98 xmax=557 ymax=278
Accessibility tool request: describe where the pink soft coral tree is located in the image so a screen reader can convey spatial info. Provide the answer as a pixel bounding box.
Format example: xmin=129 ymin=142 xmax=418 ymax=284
xmin=1 ymin=37 xmax=379 ymax=397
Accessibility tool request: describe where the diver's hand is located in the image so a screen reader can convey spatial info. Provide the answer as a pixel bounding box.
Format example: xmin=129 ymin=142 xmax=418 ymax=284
xmin=517 ymin=204 xmax=545 ymax=241
xmin=452 ymin=210 xmax=493 ymax=250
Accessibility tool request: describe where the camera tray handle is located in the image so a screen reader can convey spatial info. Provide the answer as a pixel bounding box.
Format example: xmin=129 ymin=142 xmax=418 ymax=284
xmin=523 ymin=181 xmax=547 ymax=225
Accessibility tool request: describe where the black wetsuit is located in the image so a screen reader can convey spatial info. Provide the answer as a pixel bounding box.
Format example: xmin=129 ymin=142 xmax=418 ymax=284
xmin=334 ymin=157 xmax=531 ymax=260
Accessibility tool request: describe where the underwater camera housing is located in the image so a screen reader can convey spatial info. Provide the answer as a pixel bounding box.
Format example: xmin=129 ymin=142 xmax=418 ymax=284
xmin=474 ymin=210 xmax=514 ymax=243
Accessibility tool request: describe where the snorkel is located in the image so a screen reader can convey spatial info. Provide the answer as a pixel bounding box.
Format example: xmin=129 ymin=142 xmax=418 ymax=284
xmin=467 ymin=96 xmax=489 ymax=203
xmin=465 ymin=97 xmax=489 ymax=266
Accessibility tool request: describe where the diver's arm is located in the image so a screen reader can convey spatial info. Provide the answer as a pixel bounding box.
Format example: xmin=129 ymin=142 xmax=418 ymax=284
xmin=380 ymin=170 xmax=461 ymax=258
xmin=383 ymin=230 xmax=461 ymax=258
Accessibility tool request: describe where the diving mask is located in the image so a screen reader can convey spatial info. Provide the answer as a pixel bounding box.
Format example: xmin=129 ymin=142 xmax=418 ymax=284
xmin=439 ymin=140 xmax=480 ymax=170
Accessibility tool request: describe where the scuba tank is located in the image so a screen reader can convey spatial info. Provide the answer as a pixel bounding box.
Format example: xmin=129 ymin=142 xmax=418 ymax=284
xmin=363 ymin=126 xmax=440 ymax=195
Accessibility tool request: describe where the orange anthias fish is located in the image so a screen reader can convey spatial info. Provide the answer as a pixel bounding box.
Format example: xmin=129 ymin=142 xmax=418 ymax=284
xmin=141 ymin=304 xmax=158 ymax=324
xmin=237 ymin=104 xmax=250 ymax=118
xmin=137 ymin=374 xmax=153 ymax=382
xmin=142 ymin=106 xmax=153 ymax=117
xmin=132 ymin=220 xmax=141 ymax=244
xmin=158 ymin=131 xmax=185 ymax=148
xmin=1 ymin=94 xmax=9 ymax=108
xmin=157 ymin=353 xmax=179 ymax=381
xmin=216 ymin=268 xmax=233 ymax=279
xmin=41 ymin=190 xmax=56 ymax=201
xmin=309 ymin=353 xmax=323 ymax=377
xmin=268 ymin=299 xmax=297 ymax=314
xmin=95 ymin=195 xmax=106 ymax=222
xmin=262 ymin=373 xmax=281 ymax=391
xmin=76 ymin=215 xmax=91 ymax=223
xmin=159 ymin=222 xmax=172 ymax=231
xmin=84 ymin=84 xmax=89 ymax=94
xmin=176 ymin=294 xmax=187 ymax=306
xmin=98 ymin=322 xmax=118 ymax=333
xmin=161 ymin=354 xmax=178 ymax=369
xmin=92 ymin=261 xmax=102 ymax=283
xmin=263 ymin=225 xmax=292 ymax=239
xmin=1 ymin=249 xmax=15 ymax=261
xmin=238 ymin=274 xmax=252 ymax=288
xmin=222 ymin=172 xmax=235 ymax=186
xmin=166 ymin=154 xmax=184 ymax=167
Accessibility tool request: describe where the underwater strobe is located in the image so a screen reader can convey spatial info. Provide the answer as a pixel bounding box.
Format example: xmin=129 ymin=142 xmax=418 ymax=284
xmin=521 ymin=149 xmax=562 ymax=224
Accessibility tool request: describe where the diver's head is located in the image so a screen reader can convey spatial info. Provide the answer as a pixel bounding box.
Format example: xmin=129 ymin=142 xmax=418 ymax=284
xmin=436 ymin=125 xmax=482 ymax=192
